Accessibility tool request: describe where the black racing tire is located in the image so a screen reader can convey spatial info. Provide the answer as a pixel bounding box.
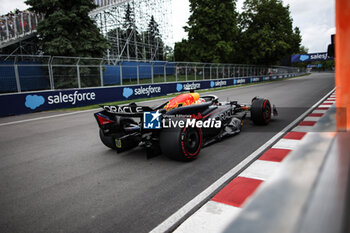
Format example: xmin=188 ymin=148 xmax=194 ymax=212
xmin=160 ymin=126 xmax=202 ymax=161
xmin=251 ymin=98 xmax=272 ymax=125
xmin=99 ymin=129 xmax=125 ymax=150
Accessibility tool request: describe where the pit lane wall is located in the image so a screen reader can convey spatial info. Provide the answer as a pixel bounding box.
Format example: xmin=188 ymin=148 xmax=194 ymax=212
xmin=0 ymin=73 xmax=302 ymax=117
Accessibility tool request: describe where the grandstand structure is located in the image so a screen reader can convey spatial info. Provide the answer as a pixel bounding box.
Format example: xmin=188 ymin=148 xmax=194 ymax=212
xmin=0 ymin=0 xmax=173 ymax=62
xmin=0 ymin=12 xmax=42 ymax=54
xmin=90 ymin=0 xmax=173 ymax=64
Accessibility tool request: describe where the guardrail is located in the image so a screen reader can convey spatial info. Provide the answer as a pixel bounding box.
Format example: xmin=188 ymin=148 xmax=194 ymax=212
xmin=0 ymin=55 xmax=303 ymax=93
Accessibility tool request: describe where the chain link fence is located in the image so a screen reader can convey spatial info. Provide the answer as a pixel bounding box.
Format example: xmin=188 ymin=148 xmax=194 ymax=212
xmin=0 ymin=55 xmax=304 ymax=93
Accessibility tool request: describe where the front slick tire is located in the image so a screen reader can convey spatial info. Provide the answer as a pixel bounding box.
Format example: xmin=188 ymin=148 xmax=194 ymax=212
xmin=251 ymin=98 xmax=272 ymax=125
xmin=160 ymin=126 xmax=202 ymax=161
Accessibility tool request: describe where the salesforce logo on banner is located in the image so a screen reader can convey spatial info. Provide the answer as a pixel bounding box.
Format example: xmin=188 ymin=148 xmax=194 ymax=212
xmin=25 ymin=95 xmax=45 ymax=110
xmin=210 ymin=81 xmax=215 ymax=88
xmin=176 ymin=83 xmax=183 ymax=92
xmin=123 ymin=87 xmax=134 ymax=98
xmin=300 ymin=55 xmax=310 ymax=61
xmin=24 ymin=91 xmax=97 ymax=110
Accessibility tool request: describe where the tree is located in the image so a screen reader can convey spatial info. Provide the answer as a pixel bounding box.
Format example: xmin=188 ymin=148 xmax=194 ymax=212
xmin=146 ymin=15 xmax=163 ymax=60
xmin=25 ymin=0 xmax=109 ymax=57
xmin=238 ymin=0 xmax=302 ymax=65
xmin=123 ymin=3 xmax=135 ymax=33
xmin=25 ymin=0 xmax=110 ymax=88
xmin=164 ymin=45 xmax=174 ymax=61
xmin=174 ymin=0 xmax=239 ymax=63
xmin=121 ymin=3 xmax=141 ymax=59
xmin=298 ymin=45 xmax=309 ymax=54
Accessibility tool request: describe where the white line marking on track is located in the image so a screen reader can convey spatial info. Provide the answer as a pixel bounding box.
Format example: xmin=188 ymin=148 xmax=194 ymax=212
xmin=150 ymin=88 xmax=335 ymax=233
xmin=0 ymin=109 xmax=99 ymax=127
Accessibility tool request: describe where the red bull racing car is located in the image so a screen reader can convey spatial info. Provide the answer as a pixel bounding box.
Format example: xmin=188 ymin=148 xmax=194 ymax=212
xmin=94 ymin=92 xmax=277 ymax=161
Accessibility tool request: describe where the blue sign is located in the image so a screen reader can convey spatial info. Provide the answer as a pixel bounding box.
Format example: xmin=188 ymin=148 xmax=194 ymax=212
xmin=291 ymin=52 xmax=333 ymax=63
xmin=143 ymin=111 xmax=161 ymax=129
xmin=122 ymin=88 xmax=133 ymax=98
xmin=25 ymin=95 xmax=45 ymax=110
xmin=0 ymin=74 xmax=300 ymax=117
xmin=176 ymin=83 xmax=183 ymax=92
xmin=307 ymin=64 xmax=323 ymax=68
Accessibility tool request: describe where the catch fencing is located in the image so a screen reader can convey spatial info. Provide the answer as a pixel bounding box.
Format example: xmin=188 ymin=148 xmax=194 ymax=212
xmin=0 ymin=55 xmax=302 ymax=94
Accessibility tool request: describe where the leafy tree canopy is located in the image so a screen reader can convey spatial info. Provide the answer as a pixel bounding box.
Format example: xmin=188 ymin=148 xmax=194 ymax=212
xmin=25 ymin=0 xmax=110 ymax=57
xmin=175 ymin=0 xmax=304 ymax=65
xmin=237 ymin=0 xmax=302 ymax=65
xmin=175 ymin=0 xmax=239 ymax=63
xmin=123 ymin=3 xmax=136 ymax=32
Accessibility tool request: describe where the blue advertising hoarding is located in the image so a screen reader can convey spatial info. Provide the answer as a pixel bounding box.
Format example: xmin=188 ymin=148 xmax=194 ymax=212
xmin=0 ymin=74 xmax=298 ymax=117
xmin=291 ymin=52 xmax=334 ymax=63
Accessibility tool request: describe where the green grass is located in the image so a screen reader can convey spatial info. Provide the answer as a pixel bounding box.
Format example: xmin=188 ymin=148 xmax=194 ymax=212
xmin=60 ymin=73 xmax=310 ymax=111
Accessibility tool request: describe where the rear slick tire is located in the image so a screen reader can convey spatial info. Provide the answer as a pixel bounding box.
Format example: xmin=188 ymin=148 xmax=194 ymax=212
xmin=99 ymin=129 xmax=128 ymax=151
xmin=160 ymin=126 xmax=202 ymax=161
xmin=99 ymin=129 xmax=118 ymax=150
xmin=251 ymin=98 xmax=272 ymax=125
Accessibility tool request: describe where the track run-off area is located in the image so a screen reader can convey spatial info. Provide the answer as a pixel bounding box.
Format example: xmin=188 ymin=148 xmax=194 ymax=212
xmin=0 ymin=73 xmax=334 ymax=233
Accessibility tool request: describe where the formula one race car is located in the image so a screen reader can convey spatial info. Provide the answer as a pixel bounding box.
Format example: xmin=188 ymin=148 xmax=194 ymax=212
xmin=94 ymin=92 xmax=277 ymax=161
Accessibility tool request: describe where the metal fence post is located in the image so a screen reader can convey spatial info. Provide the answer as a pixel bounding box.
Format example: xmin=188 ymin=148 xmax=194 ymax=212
xmin=76 ymin=58 xmax=81 ymax=88
xmin=119 ymin=61 xmax=123 ymax=86
xmin=210 ymin=65 xmax=212 ymax=80
xmin=203 ymin=65 xmax=205 ymax=80
xmin=164 ymin=62 xmax=168 ymax=83
xmin=176 ymin=64 xmax=178 ymax=82
xmin=137 ymin=62 xmax=140 ymax=84
xmin=48 ymin=56 xmax=54 ymax=90
xmin=151 ymin=62 xmax=154 ymax=84
xmin=14 ymin=56 xmax=21 ymax=92
xmin=194 ymin=65 xmax=197 ymax=80
xmin=99 ymin=59 xmax=104 ymax=87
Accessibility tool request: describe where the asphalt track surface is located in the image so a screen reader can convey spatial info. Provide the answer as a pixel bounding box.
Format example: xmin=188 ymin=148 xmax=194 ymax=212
xmin=0 ymin=73 xmax=334 ymax=233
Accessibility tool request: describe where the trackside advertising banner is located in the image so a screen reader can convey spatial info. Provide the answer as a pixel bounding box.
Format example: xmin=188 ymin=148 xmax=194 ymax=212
xmin=0 ymin=74 xmax=298 ymax=117
xmin=291 ymin=53 xmax=334 ymax=63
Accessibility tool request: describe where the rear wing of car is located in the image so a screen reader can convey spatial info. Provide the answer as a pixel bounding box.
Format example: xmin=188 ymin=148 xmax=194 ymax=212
xmin=100 ymin=104 xmax=158 ymax=117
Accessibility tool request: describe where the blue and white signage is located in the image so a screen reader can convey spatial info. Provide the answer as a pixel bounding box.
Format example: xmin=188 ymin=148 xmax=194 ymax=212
xmin=0 ymin=74 xmax=300 ymax=117
xmin=291 ymin=52 xmax=334 ymax=63
xmin=143 ymin=111 xmax=161 ymax=129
